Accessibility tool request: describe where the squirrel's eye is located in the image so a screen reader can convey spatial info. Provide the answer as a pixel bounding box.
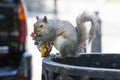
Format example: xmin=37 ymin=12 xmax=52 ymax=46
xmin=40 ymin=25 xmax=43 ymax=28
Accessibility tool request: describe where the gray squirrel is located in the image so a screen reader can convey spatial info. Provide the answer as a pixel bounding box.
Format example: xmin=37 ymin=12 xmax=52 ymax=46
xmin=33 ymin=11 xmax=101 ymax=58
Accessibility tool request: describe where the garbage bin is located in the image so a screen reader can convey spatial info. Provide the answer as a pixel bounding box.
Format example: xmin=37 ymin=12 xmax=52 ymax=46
xmin=42 ymin=53 xmax=120 ymax=80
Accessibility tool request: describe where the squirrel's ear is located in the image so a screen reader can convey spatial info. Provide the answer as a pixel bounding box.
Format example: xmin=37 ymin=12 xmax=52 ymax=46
xmin=42 ymin=16 xmax=47 ymax=23
xmin=36 ymin=16 xmax=39 ymax=21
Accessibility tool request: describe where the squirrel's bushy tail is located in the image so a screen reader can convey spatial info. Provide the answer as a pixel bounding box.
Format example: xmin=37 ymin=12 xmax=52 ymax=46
xmin=76 ymin=11 xmax=101 ymax=49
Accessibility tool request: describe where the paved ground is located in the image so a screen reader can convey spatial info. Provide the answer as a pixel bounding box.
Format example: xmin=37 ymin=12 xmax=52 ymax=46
xmin=26 ymin=1 xmax=120 ymax=80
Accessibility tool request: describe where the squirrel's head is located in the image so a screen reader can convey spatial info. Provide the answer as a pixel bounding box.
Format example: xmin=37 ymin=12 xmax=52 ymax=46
xmin=34 ymin=16 xmax=49 ymax=36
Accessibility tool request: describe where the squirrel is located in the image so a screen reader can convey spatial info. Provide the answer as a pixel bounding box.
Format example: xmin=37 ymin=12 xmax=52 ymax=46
xmin=33 ymin=11 xmax=101 ymax=58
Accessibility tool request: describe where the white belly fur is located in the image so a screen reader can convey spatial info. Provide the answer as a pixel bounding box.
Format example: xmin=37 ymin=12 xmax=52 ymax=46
xmin=54 ymin=36 xmax=67 ymax=52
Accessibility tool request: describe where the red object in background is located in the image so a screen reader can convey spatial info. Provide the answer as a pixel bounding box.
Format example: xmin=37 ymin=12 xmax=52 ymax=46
xmin=18 ymin=3 xmax=27 ymax=43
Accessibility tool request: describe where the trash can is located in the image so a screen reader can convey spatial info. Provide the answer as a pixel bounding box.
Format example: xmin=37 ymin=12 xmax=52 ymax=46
xmin=42 ymin=53 xmax=120 ymax=80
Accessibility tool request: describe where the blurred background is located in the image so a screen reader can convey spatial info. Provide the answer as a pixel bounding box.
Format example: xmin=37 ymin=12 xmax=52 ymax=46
xmin=24 ymin=0 xmax=120 ymax=80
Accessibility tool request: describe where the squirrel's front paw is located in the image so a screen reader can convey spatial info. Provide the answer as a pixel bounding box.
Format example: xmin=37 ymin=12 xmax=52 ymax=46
xmin=55 ymin=53 xmax=64 ymax=59
xmin=50 ymin=53 xmax=63 ymax=59
xmin=50 ymin=54 xmax=56 ymax=58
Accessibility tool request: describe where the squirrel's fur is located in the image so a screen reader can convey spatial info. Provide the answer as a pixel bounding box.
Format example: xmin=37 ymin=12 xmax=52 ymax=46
xmin=33 ymin=11 xmax=101 ymax=58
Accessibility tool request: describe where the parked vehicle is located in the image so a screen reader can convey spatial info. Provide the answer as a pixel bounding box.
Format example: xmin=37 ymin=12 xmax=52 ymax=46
xmin=0 ymin=0 xmax=32 ymax=80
